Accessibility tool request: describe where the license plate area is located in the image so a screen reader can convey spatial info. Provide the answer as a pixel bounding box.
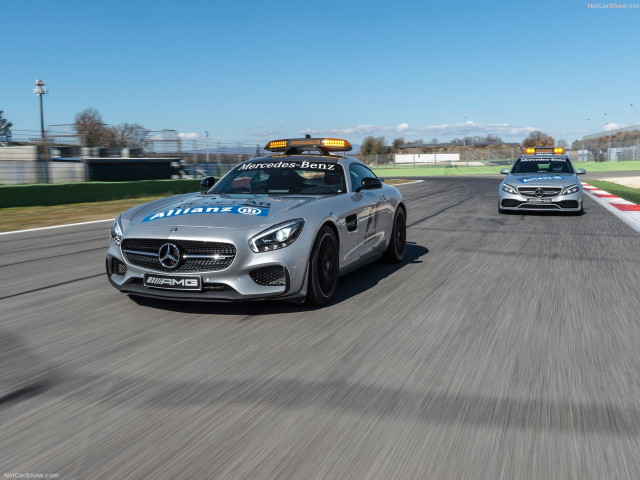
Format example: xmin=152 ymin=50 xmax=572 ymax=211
xmin=527 ymin=198 xmax=552 ymax=203
xmin=143 ymin=273 xmax=202 ymax=291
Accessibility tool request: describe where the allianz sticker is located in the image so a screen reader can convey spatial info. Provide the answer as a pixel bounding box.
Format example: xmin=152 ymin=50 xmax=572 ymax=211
xmin=142 ymin=205 xmax=269 ymax=222
xmin=520 ymin=176 xmax=565 ymax=183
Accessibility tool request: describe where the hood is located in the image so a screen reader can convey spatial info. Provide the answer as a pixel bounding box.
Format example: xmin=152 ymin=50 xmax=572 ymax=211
xmin=125 ymin=193 xmax=325 ymax=229
xmin=508 ymin=173 xmax=577 ymax=186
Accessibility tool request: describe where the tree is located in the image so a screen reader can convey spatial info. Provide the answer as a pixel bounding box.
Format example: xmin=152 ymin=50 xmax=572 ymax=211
xmin=74 ymin=108 xmax=110 ymax=147
xmin=485 ymin=134 xmax=502 ymax=145
xmin=0 ymin=110 xmax=12 ymax=140
xmin=112 ymin=123 xmax=149 ymax=149
xmin=360 ymin=136 xmax=388 ymax=156
xmin=391 ymin=137 xmax=406 ymax=150
xmin=556 ymin=138 xmax=568 ymax=148
xmin=522 ymin=130 xmax=555 ymax=148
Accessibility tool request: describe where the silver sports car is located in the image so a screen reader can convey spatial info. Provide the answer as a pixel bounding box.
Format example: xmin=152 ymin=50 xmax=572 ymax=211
xmin=106 ymin=137 xmax=407 ymax=305
xmin=498 ymin=147 xmax=586 ymax=214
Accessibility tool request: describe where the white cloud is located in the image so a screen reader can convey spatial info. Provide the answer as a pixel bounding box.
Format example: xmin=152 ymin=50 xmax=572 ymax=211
xmin=178 ymin=132 xmax=199 ymax=140
xmin=301 ymin=121 xmax=538 ymax=140
xmin=604 ymin=123 xmax=625 ymax=131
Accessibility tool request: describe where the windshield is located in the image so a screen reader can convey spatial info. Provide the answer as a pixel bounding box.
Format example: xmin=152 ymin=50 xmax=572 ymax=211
xmin=511 ymin=157 xmax=574 ymax=174
xmin=210 ymin=159 xmax=346 ymax=195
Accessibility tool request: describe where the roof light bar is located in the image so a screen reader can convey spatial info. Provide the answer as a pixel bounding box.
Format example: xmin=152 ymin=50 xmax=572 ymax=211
xmin=264 ymin=138 xmax=352 ymax=153
xmin=524 ymin=146 xmax=565 ymax=155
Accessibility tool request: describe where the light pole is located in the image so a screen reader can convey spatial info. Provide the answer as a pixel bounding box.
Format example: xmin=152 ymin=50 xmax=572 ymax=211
xmin=33 ymin=79 xmax=47 ymax=144
xmin=205 ymin=130 xmax=210 ymax=163
xmin=33 ymin=79 xmax=49 ymax=182
xmin=630 ymin=104 xmax=634 ymax=126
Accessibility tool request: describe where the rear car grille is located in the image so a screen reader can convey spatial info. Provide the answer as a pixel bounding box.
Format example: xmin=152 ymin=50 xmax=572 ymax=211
xmin=121 ymin=238 xmax=236 ymax=272
xmin=250 ymin=266 xmax=287 ymax=286
xmin=518 ymin=187 xmax=562 ymax=197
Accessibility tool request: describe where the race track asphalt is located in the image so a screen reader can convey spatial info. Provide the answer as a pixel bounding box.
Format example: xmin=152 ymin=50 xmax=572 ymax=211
xmin=2 ymin=176 xmax=640 ymax=479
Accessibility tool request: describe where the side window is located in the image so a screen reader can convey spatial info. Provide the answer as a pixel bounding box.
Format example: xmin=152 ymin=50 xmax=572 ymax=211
xmin=349 ymin=164 xmax=377 ymax=192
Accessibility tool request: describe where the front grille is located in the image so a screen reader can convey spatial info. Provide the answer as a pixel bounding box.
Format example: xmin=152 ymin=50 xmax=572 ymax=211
xmin=112 ymin=258 xmax=127 ymax=276
xmin=519 ymin=204 xmax=560 ymax=210
xmin=518 ymin=187 xmax=562 ymax=197
xmin=121 ymin=238 xmax=236 ymax=272
xmin=250 ymin=266 xmax=287 ymax=286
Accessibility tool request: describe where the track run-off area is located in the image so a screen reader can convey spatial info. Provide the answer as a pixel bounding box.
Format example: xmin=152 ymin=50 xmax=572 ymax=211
xmin=2 ymin=176 xmax=640 ymax=479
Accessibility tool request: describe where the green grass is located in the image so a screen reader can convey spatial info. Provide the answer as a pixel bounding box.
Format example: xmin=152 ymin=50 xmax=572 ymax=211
xmin=586 ymin=180 xmax=640 ymax=205
xmin=574 ymin=161 xmax=640 ymax=172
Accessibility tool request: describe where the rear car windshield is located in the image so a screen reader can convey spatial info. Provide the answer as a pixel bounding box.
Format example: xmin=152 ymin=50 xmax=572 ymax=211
xmin=512 ymin=158 xmax=574 ymax=174
xmin=211 ymin=159 xmax=346 ymax=195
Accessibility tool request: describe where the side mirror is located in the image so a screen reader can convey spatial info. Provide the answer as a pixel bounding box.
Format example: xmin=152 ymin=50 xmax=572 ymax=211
xmin=500 ymin=168 xmax=509 ymax=175
xmin=576 ymin=168 xmax=586 ymax=175
xmin=358 ymin=177 xmax=382 ymax=191
xmin=200 ymin=176 xmax=216 ymax=189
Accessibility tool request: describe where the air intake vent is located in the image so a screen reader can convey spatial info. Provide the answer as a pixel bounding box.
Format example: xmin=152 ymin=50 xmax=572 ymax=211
xmin=250 ymin=266 xmax=287 ymax=286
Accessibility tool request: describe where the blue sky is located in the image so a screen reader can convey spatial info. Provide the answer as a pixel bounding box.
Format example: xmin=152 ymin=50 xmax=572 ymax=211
xmin=1 ymin=0 xmax=638 ymax=145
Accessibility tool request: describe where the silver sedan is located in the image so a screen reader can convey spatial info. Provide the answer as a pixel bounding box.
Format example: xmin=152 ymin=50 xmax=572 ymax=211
xmin=499 ymin=153 xmax=586 ymax=214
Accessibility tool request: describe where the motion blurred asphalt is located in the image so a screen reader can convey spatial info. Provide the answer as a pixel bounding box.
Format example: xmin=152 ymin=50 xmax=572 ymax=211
xmin=2 ymin=176 xmax=640 ymax=479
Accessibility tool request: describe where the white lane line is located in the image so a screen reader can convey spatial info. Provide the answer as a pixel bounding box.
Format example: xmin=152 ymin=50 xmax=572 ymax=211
xmin=584 ymin=191 xmax=640 ymax=233
xmin=395 ymin=179 xmax=424 ymax=186
xmin=0 ymin=218 xmax=114 ymax=236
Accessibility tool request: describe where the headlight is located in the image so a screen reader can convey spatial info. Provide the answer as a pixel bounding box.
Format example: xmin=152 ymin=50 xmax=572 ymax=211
xmin=502 ymin=183 xmax=518 ymax=195
xmin=111 ymin=215 xmax=123 ymax=245
xmin=249 ymin=219 xmax=305 ymax=253
xmin=561 ymin=184 xmax=579 ymax=195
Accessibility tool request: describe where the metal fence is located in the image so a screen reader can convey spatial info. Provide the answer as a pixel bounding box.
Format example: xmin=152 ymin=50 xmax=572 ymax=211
xmin=2 ymin=134 xmax=640 ymax=185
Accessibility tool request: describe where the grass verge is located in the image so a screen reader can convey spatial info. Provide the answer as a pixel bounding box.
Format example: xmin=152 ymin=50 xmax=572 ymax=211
xmin=372 ymin=161 xmax=640 ymax=177
xmin=586 ymin=180 xmax=640 ymax=205
xmin=0 ymin=179 xmax=417 ymax=233
xmin=0 ymin=196 xmax=166 ymax=233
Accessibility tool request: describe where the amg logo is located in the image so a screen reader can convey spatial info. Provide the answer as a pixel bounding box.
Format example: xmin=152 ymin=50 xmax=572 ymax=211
xmin=146 ymin=277 xmax=200 ymax=288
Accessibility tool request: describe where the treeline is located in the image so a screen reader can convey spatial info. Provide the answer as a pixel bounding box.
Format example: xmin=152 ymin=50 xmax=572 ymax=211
xmin=74 ymin=108 xmax=148 ymax=149
xmin=361 ymin=130 xmax=565 ymax=155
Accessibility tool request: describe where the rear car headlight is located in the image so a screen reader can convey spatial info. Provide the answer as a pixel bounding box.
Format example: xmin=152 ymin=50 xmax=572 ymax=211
xmin=111 ymin=215 xmax=123 ymax=245
xmin=249 ymin=219 xmax=305 ymax=253
xmin=561 ymin=184 xmax=579 ymax=195
xmin=502 ymin=183 xmax=518 ymax=195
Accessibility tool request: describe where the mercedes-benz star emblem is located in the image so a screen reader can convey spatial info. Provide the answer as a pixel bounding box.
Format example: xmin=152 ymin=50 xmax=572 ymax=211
xmin=534 ymin=188 xmax=545 ymax=198
xmin=158 ymin=243 xmax=181 ymax=269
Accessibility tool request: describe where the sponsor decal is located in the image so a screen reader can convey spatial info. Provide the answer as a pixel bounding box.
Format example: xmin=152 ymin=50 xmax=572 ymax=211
xmin=142 ymin=204 xmax=269 ymax=222
xmin=520 ymin=176 xmax=565 ymax=183
xmin=238 ymin=161 xmax=336 ymax=171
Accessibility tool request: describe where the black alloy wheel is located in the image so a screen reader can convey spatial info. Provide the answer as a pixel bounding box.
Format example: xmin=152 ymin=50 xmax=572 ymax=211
xmin=306 ymin=226 xmax=339 ymax=306
xmin=383 ymin=208 xmax=406 ymax=263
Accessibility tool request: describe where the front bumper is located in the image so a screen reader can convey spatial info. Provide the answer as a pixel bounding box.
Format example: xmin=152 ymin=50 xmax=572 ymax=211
xmin=106 ymin=225 xmax=313 ymax=302
xmin=499 ymin=190 xmax=583 ymax=212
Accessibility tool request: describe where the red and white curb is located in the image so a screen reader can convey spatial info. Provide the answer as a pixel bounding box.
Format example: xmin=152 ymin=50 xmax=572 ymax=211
xmin=582 ymin=182 xmax=640 ymax=233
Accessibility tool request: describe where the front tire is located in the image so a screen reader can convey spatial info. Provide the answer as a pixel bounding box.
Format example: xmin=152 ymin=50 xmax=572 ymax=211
xmin=306 ymin=226 xmax=339 ymax=306
xmin=383 ymin=207 xmax=406 ymax=263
